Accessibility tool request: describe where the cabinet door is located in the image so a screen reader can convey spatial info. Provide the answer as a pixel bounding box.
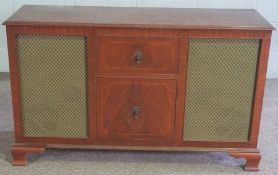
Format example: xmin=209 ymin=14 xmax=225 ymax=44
xmin=183 ymin=38 xmax=261 ymax=142
xmin=97 ymin=78 xmax=176 ymax=141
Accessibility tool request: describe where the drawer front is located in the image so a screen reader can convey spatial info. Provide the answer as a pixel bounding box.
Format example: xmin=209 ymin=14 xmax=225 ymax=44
xmin=97 ymin=36 xmax=179 ymax=74
xmin=97 ymin=78 xmax=176 ymax=140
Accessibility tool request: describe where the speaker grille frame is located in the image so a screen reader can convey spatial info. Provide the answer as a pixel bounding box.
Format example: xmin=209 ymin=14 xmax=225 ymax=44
xmin=183 ymin=38 xmax=261 ymax=142
xmin=16 ymin=34 xmax=89 ymax=138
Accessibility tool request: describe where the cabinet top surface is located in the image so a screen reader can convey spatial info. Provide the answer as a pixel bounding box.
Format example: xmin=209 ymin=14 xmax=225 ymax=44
xmin=3 ymin=5 xmax=274 ymax=30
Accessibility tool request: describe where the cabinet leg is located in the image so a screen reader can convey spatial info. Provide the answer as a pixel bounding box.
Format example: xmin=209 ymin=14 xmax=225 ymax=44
xmin=11 ymin=145 xmax=46 ymax=166
xmin=229 ymin=152 xmax=261 ymax=171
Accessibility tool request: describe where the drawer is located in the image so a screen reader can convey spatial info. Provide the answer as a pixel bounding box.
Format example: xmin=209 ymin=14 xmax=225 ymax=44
xmin=97 ymin=36 xmax=179 ymax=74
xmin=97 ymin=78 xmax=176 ymax=140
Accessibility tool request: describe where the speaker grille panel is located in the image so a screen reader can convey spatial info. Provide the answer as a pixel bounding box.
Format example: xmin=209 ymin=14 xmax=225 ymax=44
xmin=184 ymin=38 xmax=260 ymax=142
xmin=17 ymin=35 xmax=88 ymax=138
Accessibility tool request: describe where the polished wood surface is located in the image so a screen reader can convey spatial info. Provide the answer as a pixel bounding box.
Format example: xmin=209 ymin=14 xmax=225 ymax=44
xmin=13 ymin=143 xmax=260 ymax=153
xmin=97 ymin=78 xmax=176 ymax=141
xmin=229 ymin=152 xmax=261 ymax=171
xmin=4 ymin=5 xmax=274 ymax=30
xmin=4 ymin=5 xmax=98 ymax=26
xmin=11 ymin=145 xmax=45 ymax=166
xmin=94 ymin=7 xmax=274 ymax=30
xmin=97 ymin=36 xmax=179 ymax=74
xmin=4 ymin=6 xmax=274 ymax=170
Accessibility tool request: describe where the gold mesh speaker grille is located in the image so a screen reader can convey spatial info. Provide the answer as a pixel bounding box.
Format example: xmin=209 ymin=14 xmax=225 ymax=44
xmin=184 ymin=38 xmax=260 ymax=142
xmin=16 ymin=35 xmax=88 ymax=138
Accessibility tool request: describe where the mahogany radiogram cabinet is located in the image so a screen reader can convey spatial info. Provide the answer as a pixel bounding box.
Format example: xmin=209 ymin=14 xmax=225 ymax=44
xmin=3 ymin=5 xmax=274 ymax=171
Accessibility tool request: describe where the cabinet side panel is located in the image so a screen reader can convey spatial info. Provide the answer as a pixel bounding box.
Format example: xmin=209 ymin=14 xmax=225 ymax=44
xmin=184 ymin=38 xmax=260 ymax=142
xmin=16 ymin=34 xmax=88 ymax=138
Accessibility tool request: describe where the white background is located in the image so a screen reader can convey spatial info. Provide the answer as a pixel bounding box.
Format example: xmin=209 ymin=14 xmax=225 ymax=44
xmin=0 ymin=0 xmax=277 ymax=78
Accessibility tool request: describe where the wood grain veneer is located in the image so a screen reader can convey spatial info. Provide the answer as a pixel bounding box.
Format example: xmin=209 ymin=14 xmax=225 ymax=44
xmin=96 ymin=78 xmax=176 ymax=141
xmin=3 ymin=5 xmax=275 ymax=171
xmin=3 ymin=5 xmax=274 ymax=30
xmin=97 ymin=36 xmax=179 ymax=74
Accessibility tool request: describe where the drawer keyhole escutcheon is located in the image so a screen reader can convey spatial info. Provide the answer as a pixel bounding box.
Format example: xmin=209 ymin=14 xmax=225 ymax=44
xmin=134 ymin=50 xmax=143 ymax=64
xmin=132 ymin=106 xmax=141 ymax=117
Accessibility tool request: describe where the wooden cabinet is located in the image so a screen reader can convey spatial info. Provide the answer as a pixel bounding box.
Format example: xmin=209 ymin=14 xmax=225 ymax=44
xmin=3 ymin=5 xmax=274 ymax=171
